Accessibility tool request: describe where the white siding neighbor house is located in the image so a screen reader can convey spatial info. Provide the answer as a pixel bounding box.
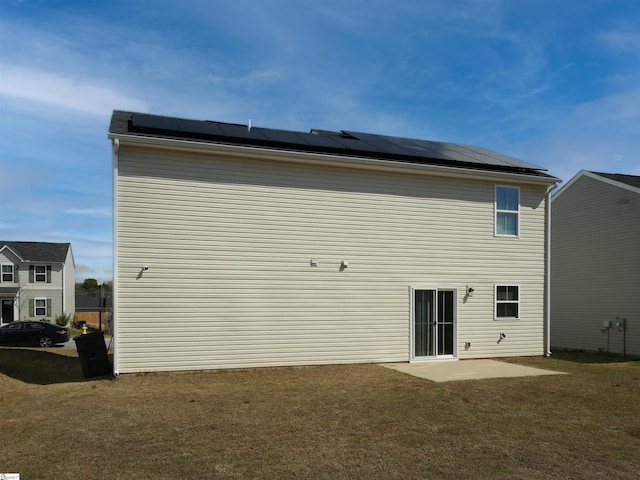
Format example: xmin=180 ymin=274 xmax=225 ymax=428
xmin=109 ymin=111 xmax=560 ymax=374
xmin=551 ymin=171 xmax=640 ymax=356
xmin=0 ymin=241 xmax=75 ymax=325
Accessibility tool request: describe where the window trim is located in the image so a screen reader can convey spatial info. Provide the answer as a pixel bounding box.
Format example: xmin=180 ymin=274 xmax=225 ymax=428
xmin=495 ymin=185 xmax=520 ymax=237
xmin=34 ymin=297 xmax=47 ymax=317
xmin=495 ymin=284 xmax=520 ymax=320
xmin=1 ymin=263 xmax=14 ymax=282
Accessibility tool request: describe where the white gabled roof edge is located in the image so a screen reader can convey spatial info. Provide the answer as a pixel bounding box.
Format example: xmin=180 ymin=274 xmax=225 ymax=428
xmin=552 ymin=170 xmax=640 ymax=202
xmin=0 ymin=244 xmax=25 ymax=262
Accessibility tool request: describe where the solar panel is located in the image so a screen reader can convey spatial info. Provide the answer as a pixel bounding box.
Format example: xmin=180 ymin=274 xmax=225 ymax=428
xmin=347 ymin=132 xmax=461 ymax=161
xmin=345 ymin=130 xmax=546 ymax=171
xmin=131 ymin=114 xmax=180 ymax=132
xmin=217 ymin=123 xmax=269 ymax=141
xmin=260 ymin=129 xmax=313 ymax=146
xmin=120 ymin=112 xmax=549 ymax=174
xmin=304 ymin=132 xmax=353 ymax=149
xmin=176 ymin=119 xmax=225 ymax=137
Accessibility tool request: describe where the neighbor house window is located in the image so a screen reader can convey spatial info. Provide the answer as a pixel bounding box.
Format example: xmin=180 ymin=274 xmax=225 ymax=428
xmin=495 ymin=285 xmax=519 ymax=320
xmin=495 ymin=186 xmax=519 ymax=236
xmin=35 ymin=298 xmax=47 ymax=316
xmin=35 ymin=265 xmax=47 ymax=282
xmin=1 ymin=264 xmax=13 ymax=282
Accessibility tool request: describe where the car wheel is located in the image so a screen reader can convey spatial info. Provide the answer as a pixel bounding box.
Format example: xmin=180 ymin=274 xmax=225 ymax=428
xmin=39 ymin=336 xmax=54 ymax=348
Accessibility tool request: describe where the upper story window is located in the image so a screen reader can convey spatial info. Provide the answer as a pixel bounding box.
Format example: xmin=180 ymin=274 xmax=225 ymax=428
xmin=495 ymin=186 xmax=519 ymax=236
xmin=30 ymin=265 xmax=50 ymax=283
xmin=1 ymin=264 xmax=14 ymax=282
xmin=35 ymin=265 xmax=47 ymax=282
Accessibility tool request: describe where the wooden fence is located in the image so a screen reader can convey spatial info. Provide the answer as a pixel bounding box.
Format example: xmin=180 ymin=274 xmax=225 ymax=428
xmin=74 ymin=311 xmax=111 ymax=332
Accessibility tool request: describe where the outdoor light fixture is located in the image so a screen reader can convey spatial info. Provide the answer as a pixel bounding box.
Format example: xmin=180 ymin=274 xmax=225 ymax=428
xmin=341 ymin=260 xmax=348 ymax=268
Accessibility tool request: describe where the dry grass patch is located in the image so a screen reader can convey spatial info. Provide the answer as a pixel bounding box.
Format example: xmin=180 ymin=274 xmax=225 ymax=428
xmin=1 ymin=348 xmax=638 ymax=479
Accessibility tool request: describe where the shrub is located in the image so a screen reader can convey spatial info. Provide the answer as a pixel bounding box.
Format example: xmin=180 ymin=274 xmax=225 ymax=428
xmin=55 ymin=313 xmax=72 ymax=326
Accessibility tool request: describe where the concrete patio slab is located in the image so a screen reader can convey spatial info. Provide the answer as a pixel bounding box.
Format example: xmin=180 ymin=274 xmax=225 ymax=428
xmin=382 ymin=359 xmax=567 ymax=382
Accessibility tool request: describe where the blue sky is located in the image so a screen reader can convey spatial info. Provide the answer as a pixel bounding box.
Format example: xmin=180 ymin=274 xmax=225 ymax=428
xmin=1 ymin=0 xmax=639 ymax=282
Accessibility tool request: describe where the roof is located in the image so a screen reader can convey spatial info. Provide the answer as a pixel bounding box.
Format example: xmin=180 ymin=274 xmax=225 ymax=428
xmin=552 ymin=170 xmax=640 ymax=201
xmin=76 ymin=292 xmax=112 ymax=310
xmin=590 ymin=172 xmax=640 ymax=190
xmin=0 ymin=241 xmax=72 ymax=263
xmin=0 ymin=287 xmax=20 ymax=295
xmin=109 ymin=111 xmax=558 ymax=180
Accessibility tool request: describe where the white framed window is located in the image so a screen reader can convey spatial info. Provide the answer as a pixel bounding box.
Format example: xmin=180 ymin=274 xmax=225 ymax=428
xmin=1 ymin=264 xmax=14 ymax=282
xmin=35 ymin=265 xmax=47 ymax=282
xmin=495 ymin=285 xmax=519 ymax=320
xmin=495 ymin=186 xmax=519 ymax=236
xmin=35 ymin=298 xmax=47 ymax=316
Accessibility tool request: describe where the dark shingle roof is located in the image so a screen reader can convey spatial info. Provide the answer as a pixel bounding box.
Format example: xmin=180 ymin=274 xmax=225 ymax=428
xmin=109 ymin=111 xmax=558 ymax=180
xmin=591 ymin=172 xmax=640 ymax=190
xmin=0 ymin=241 xmax=71 ymax=263
xmin=75 ymin=292 xmax=112 ymax=310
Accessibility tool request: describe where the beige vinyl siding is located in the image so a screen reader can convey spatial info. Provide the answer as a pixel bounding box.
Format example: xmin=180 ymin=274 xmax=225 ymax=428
xmin=116 ymin=145 xmax=549 ymax=373
xmin=551 ymin=175 xmax=640 ymax=355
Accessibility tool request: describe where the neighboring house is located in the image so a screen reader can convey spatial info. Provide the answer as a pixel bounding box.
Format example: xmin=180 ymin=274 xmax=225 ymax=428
xmin=0 ymin=241 xmax=75 ymax=325
xmin=551 ymin=171 xmax=639 ymax=356
xmin=109 ymin=111 xmax=560 ymax=374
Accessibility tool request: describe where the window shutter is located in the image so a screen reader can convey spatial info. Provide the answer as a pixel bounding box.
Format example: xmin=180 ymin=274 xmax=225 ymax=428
xmin=46 ymin=265 xmax=52 ymax=283
xmin=29 ymin=265 xmax=34 ymax=283
xmin=14 ymin=265 xmax=19 ymax=283
xmin=30 ymin=300 xmax=34 ymax=317
xmin=47 ymin=299 xmax=51 ymax=317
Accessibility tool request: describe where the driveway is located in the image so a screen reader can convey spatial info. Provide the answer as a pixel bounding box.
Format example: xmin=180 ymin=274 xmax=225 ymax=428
xmin=62 ymin=334 xmax=113 ymax=351
xmin=383 ymin=359 xmax=566 ymax=382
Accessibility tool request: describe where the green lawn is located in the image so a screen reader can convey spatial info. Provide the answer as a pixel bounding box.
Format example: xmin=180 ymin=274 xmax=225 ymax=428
xmin=0 ymin=348 xmax=638 ymax=479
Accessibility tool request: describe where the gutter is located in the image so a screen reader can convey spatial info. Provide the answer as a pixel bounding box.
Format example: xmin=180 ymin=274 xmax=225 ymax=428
xmin=544 ymin=182 xmax=559 ymax=356
xmin=108 ymin=133 xmax=560 ymax=187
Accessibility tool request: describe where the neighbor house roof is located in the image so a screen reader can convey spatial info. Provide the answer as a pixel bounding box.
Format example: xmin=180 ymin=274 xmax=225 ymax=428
xmin=0 ymin=241 xmax=72 ymax=263
xmin=109 ymin=111 xmax=558 ymax=181
xmin=552 ymin=170 xmax=640 ymax=201
xmin=590 ymin=172 xmax=640 ymax=190
xmin=76 ymin=293 xmax=112 ymax=310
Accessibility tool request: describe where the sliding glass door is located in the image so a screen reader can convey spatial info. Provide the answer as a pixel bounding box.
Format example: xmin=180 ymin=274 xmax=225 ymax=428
xmin=413 ymin=289 xmax=456 ymax=359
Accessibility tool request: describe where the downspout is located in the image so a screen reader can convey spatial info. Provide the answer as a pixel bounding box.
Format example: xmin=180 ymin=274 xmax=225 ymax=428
xmin=62 ymin=262 xmax=65 ymax=318
xmin=112 ymin=138 xmax=119 ymax=375
xmin=544 ymin=183 xmax=557 ymax=356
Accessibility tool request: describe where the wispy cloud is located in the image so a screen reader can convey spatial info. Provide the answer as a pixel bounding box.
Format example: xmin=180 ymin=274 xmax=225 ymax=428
xmin=0 ymin=64 xmax=147 ymax=116
xmin=65 ymin=208 xmax=112 ymax=217
xmin=599 ymin=31 xmax=640 ymax=56
xmin=574 ymin=88 xmax=640 ymax=134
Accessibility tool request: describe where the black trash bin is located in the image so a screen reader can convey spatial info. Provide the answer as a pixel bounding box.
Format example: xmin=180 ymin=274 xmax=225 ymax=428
xmin=74 ymin=331 xmax=111 ymax=378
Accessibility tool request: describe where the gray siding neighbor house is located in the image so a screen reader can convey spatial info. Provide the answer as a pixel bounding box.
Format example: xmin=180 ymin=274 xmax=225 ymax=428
xmin=0 ymin=241 xmax=75 ymax=324
xmin=109 ymin=111 xmax=560 ymax=374
xmin=551 ymin=170 xmax=640 ymax=356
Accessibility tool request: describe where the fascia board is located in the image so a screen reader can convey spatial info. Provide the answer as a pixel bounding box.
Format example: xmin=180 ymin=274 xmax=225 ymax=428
xmin=109 ymin=133 xmax=560 ymax=187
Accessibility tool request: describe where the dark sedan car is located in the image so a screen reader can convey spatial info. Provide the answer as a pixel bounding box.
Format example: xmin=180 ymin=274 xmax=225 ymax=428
xmin=0 ymin=321 xmax=70 ymax=347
